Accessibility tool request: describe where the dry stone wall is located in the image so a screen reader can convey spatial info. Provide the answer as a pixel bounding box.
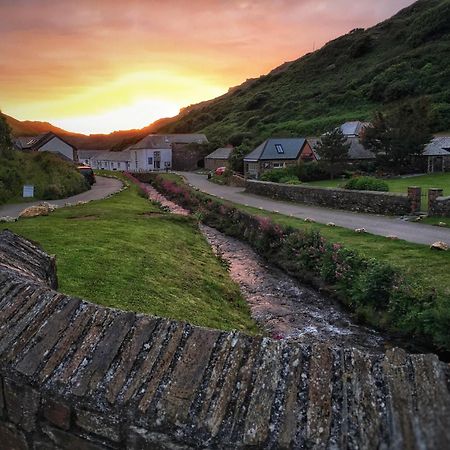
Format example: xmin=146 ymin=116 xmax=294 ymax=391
xmin=0 ymin=229 xmax=450 ymax=449
xmin=429 ymin=194 xmax=450 ymax=217
xmin=245 ymin=180 xmax=415 ymax=215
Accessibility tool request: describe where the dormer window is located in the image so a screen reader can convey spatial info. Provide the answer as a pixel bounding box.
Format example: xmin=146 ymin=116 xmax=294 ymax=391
xmin=275 ymin=144 xmax=284 ymax=154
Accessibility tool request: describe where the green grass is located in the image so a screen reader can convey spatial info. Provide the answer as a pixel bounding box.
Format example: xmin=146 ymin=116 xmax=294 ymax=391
xmin=305 ymin=172 xmax=450 ymax=209
xmin=167 ymin=173 xmax=450 ymax=301
xmin=0 ymin=176 xmax=259 ymax=334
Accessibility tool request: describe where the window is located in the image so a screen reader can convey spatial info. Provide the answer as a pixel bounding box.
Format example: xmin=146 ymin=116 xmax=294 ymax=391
xmin=275 ymin=144 xmax=284 ymax=154
xmin=118 ymin=162 xmax=121 ymax=169
xmin=147 ymin=157 xmax=153 ymax=165
xmin=273 ymin=162 xmax=284 ymax=169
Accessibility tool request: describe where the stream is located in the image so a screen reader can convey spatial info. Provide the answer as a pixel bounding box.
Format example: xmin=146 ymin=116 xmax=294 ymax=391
xmin=200 ymin=224 xmax=387 ymax=352
xmin=144 ymin=182 xmax=391 ymax=353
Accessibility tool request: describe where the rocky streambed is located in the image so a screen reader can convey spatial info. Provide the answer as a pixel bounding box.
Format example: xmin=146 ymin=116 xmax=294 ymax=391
xmin=144 ymin=183 xmax=399 ymax=353
xmin=200 ymin=224 xmax=388 ymax=352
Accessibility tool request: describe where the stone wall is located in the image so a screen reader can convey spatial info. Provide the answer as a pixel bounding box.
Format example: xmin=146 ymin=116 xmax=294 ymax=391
xmin=1 ymin=229 xmax=450 ymax=449
xmin=246 ymin=180 xmax=416 ymax=215
xmin=429 ymin=196 xmax=450 ymax=216
xmin=428 ymin=188 xmax=450 ymax=217
xmin=172 ymin=144 xmax=205 ymax=171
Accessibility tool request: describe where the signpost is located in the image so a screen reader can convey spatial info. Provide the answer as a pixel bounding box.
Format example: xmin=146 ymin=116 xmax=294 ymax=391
xmin=23 ymin=185 xmax=34 ymax=198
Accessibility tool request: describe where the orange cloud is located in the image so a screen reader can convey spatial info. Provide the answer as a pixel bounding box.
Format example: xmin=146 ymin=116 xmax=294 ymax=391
xmin=0 ymin=0 xmax=415 ymax=133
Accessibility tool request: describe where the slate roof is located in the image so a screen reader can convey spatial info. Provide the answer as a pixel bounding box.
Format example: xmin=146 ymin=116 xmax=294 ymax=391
xmin=340 ymin=121 xmax=370 ymax=137
xmin=129 ymin=134 xmax=208 ymax=150
xmin=163 ymin=134 xmax=208 ymax=144
xmin=14 ymin=132 xmax=76 ymax=151
xmin=205 ymin=147 xmax=233 ymax=160
xmin=423 ymin=137 xmax=450 ymax=156
xmin=128 ymin=135 xmax=172 ymax=150
xmin=244 ymin=138 xmax=307 ymax=162
xmin=78 ymin=150 xmax=103 ymax=160
xmin=93 ymin=150 xmax=131 ymax=162
xmin=347 ymin=137 xmax=375 ymax=160
xmin=310 ymin=136 xmax=375 ymax=160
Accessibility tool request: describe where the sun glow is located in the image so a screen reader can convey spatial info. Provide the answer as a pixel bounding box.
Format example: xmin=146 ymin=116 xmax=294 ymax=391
xmin=8 ymin=70 xmax=228 ymax=134
xmin=52 ymin=99 xmax=180 ymax=135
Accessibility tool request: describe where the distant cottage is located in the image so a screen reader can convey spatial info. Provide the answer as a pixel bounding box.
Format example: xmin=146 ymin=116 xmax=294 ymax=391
xmin=204 ymin=147 xmax=233 ymax=171
xmin=14 ymin=132 xmax=78 ymax=161
xmin=310 ymin=121 xmax=375 ymax=162
xmin=244 ymin=138 xmax=316 ymax=178
xmin=423 ymin=137 xmax=450 ymax=172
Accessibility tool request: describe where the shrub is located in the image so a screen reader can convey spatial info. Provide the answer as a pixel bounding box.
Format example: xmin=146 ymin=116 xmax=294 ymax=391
xmin=343 ymin=176 xmax=389 ymax=192
xmin=42 ymin=184 xmax=63 ymax=200
xmin=279 ymin=176 xmax=301 ymax=185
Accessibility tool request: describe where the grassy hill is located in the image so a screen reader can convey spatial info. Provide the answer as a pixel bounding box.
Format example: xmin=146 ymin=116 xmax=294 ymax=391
xmin=156 ymin=0 xmax=450 ymax=147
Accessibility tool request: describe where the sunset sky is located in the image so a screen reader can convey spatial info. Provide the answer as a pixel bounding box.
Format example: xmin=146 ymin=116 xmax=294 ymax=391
xmin=0 ymin=0 xmax=415 ymax=134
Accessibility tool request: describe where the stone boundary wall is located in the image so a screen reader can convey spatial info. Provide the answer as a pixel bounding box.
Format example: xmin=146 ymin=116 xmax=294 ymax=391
xmin=428 ymin=188 xmax=450 ymax=217
xmin=430 ymin=196 xmax=450 ymax=216
xmin=0 ymin=230 xmax=450 ymax=449
xmin=229 ymin=174 xmax=246 ymax=188
xmin=245 ymin=180 xmax=416 ymax=215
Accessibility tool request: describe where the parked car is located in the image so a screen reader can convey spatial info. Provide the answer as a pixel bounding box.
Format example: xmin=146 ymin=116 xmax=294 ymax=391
xmin=215 ymin=166 xmax=226 ymax=176
xmin=77 ymin=165 xmax=96 ymax=185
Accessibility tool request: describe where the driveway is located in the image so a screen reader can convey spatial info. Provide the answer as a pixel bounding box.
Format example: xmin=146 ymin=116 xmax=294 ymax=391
xmin=180 ymin=172 xmax=450 ymax=246
xmin=0 ymin=176 xmax=123 ymax=219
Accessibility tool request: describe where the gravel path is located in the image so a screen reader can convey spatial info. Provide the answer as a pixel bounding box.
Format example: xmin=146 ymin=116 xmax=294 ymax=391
xmin=180 ymin=172 xmax=450 ymax=246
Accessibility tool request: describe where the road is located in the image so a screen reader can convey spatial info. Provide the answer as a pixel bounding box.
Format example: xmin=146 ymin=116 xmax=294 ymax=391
xmin=0 ymin=176 xmax=123 ymax=218
xmin=180 ymin=172 xmax=450 ymax=246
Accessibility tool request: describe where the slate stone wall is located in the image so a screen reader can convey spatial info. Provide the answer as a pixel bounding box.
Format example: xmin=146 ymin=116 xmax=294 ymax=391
xmin=1 ymin=230 xmax=450 ymax=449
xmin=429 ymin=195 xmax=450 ymax=217
xmin=172 ymin=144 xmax=205 ymax=171
xmin=245 ymin=180 xmax=415 ymax=215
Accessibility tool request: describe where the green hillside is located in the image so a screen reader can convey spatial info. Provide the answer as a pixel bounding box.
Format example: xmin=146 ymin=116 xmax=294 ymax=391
xmin=157 ymin=0 xmax=450 ymax=147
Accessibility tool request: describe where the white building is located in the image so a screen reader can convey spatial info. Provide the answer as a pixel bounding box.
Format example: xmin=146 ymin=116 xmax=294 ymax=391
xmin=127 ymin=135 xmax=172 ymax=172
xmin=78 ymin=150 xmax=103 ymax=166
xmin=15 ymin=132 xmax=77 ymax=161
xmin=92 ymin=150 xmax=131 ymax=171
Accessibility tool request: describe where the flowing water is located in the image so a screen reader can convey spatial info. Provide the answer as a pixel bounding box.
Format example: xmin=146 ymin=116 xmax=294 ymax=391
xmin=200 ymin=224 xmax=388 ymax=352
xmin=144 ymin=183 xmax=390 ymax=353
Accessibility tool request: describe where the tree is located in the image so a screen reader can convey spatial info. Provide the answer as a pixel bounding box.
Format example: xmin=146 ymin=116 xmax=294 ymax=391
xmin=361 ymin=99 xmax=433 ymax=172
xmin=314 ymin=128 xmax=350 ymax=179
xmin=0 ymin=113 xmax=13 ymax=157
xmin=229 ymin=139 xmax=253 ymax=174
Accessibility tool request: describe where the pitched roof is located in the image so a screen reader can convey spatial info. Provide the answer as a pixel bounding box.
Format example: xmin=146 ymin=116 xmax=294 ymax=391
xmin=340 ymin=121 xmax=370 ymax=137
xmin=15 ymin=132 xmax=77 ymax=151
xmin=244 ymin=138 xmax=307 ymax=162
xmin=78 ymin=150 xmax=103 ymax=160
xmin=128 ymin=133 xmax=208 ymax=150
xmin=423 ymin=137 xmax=450 ymax=156
xmin=128 ymin=135 xmax=172 ymax=150
xmin=163 ymin=134 xmax=208 ymax=144
xmin=347 ymin=137 xmax=375 ymax=160
xmin=93 ymin=150 xmax=131 ymax=162
xmin=205 ymin=147 xmax=233 ymax=160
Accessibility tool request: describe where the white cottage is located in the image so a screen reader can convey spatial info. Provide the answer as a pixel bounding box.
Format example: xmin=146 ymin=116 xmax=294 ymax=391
xmin=15 ymin=132 xmax=77 ymax=161
xmin=127 ymin=135 xmax=172 ymax=172
xmin=91 ymin=150 xmax=131 ymax=171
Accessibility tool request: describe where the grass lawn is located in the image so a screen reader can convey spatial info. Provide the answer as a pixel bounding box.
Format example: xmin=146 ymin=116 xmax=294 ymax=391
xmin=0 ymin=177 xmax=259 ymax=334
xmin=304 ymin=172 xmax=450 ymax=210
xmin=166 ymin=173 xmax=450 ymax=301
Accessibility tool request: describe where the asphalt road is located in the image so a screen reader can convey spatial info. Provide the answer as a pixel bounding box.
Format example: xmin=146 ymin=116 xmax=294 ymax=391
xmin=0 ymin=176 xmax=123 ymax=218
xmin=181 ymin=172 xmax=450 ymax=246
